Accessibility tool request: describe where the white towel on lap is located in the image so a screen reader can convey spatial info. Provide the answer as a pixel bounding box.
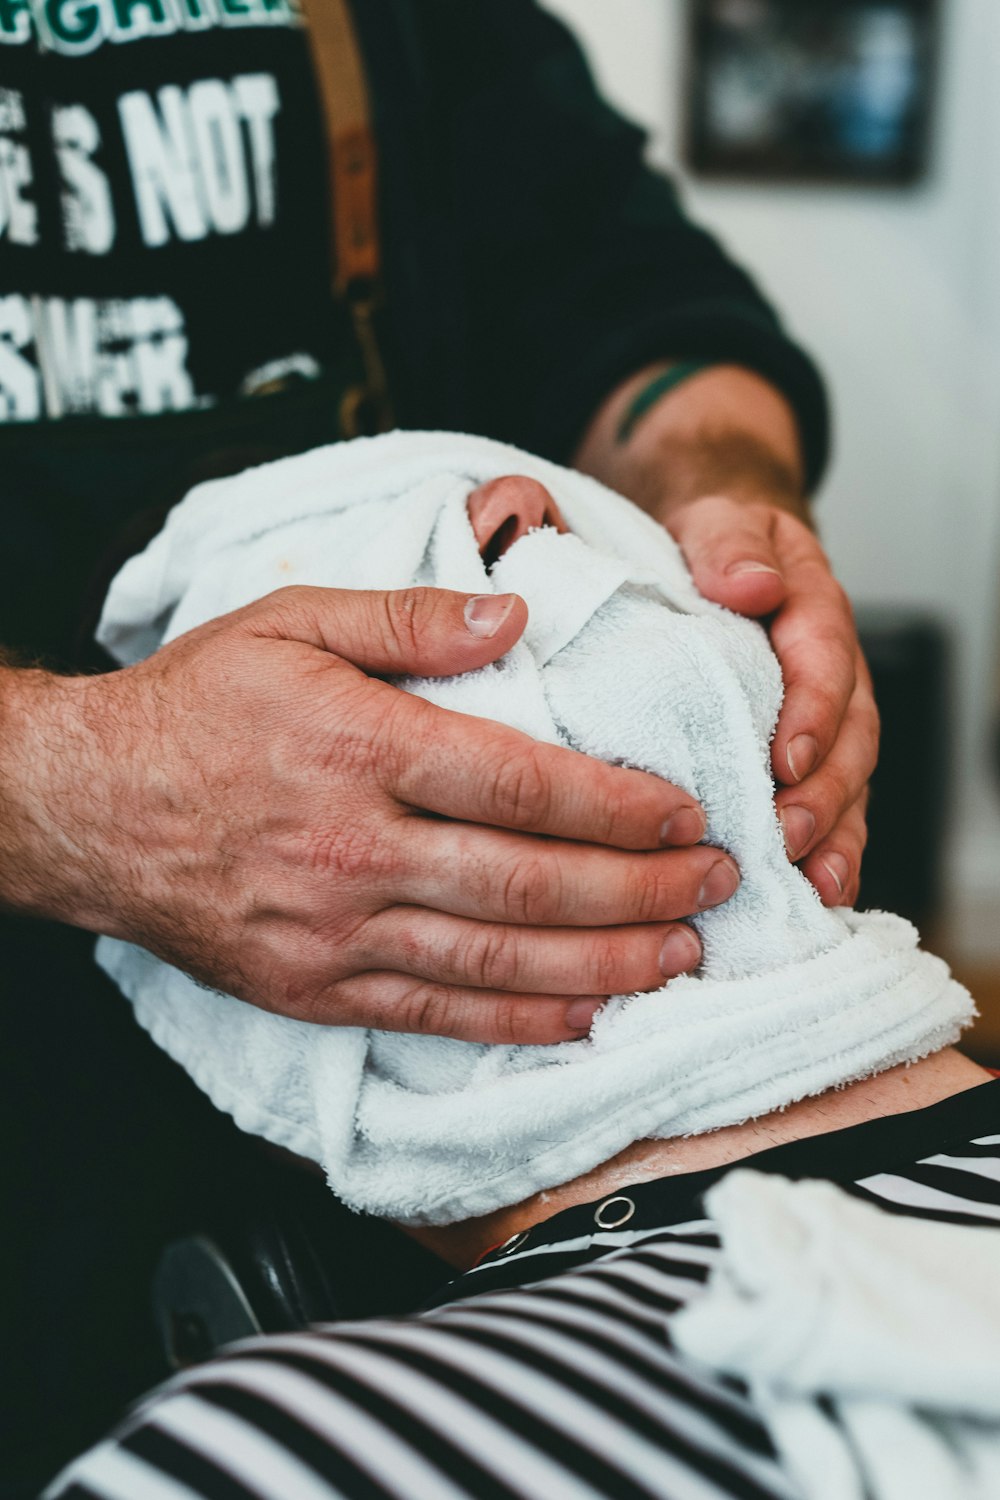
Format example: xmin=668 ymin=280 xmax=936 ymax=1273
xmin=95 ymin=430 xmax=973 ymax=1224
xmin=673 ymin=1171 xmax=1000 ymax=1500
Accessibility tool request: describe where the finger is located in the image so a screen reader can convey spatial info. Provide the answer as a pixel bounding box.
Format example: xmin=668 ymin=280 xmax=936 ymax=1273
xmin=384 ymin=695 xmax=707 ymax=851
xmin=667 ymin=495 xmax=789 ymax=617
xmin=394 ymin=819 xmax=738 ymax=925
xmin=769 ymin=573 xmax=864 ymax=787
xmin=244 ymin=584 xmax=530 ymax=677
xmin=360 ymin=909 xmax=703 ymax=995
xmin=799 ymin=794 xmax=870 ymax=908
xmin=775 ymin=673 xmax=879 ymax=861
xmin=248 ymin=584 xmax=710 ymax=852
xmin=313 ymin=972 xmax=648 ymax=1045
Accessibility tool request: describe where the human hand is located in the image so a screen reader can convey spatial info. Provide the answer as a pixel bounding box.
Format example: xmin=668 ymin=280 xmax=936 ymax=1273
xmin=665 ymin=495 xmax=877 ymax=907
xmin=2 ymin=587 xmax=741 ymax=1042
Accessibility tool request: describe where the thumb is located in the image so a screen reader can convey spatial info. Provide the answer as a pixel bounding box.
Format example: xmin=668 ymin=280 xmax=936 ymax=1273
xmin=668 ymin=495 xmax=788 ymax=618
xmin=248 ymin=585 xmax=529 ymax=676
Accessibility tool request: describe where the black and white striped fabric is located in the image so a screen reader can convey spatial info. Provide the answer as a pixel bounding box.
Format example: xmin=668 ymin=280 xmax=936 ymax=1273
xmin=48 ymin=1082 xmax=1000 ymax=1500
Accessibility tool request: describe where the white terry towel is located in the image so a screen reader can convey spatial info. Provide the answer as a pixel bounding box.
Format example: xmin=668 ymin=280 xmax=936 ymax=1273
xmin=673 ymin=1170 xmax=1000 ymax=1500
xmin=95 ymin=430 xmax=973 ymax=1225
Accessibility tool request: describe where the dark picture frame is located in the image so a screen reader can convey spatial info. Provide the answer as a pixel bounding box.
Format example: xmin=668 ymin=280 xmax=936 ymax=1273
xmin=684 ymin=0 xmax=939 ymax=185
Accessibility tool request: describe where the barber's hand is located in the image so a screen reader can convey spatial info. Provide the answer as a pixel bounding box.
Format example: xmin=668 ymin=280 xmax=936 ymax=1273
xmin=666 ymin=495 xmax=877 ymax=907
xmin=12 ymin=587 xmax=741 ymax=1043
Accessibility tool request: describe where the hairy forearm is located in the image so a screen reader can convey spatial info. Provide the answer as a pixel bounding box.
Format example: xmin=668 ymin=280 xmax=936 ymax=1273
xmin=573 ymin=362 xmax=811 ymax=525
xmin=0 ymin=663 xmax=99 ymax=926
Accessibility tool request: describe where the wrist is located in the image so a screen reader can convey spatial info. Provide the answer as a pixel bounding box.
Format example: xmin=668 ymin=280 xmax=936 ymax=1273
xmin=0 ymin=665 xmax=115 ymax=928
xmin=575 ymin=362 xmax=811 ymax=526
xmin=650 ymin=438 xmax=811 ymax=529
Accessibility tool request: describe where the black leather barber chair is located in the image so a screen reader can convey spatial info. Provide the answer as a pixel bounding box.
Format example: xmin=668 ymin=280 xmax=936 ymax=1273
xmin=152 ymin=1141 xmax=452 ymax=1369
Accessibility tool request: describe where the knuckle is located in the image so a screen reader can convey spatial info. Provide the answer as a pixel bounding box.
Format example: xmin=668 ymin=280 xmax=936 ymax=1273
xmin=240 ymin=584 xmax=307 ymax=639
xmin=274 ymin=974 xmax=327 ymax=1025
xmin=382 ymin=588 xmax=424 ymax=659
xmin=502 ymin=853 xmax=559 ymax=924
xmin=492 ymin=998 xmax=535 ymax=1047
xmin=258 ymin=583 xmax=304 ymax=610
xmin=627 ymin=862 xmax=675 ymax=923
xmin=288 ymin=811 xmax=402 ymax=890
xmin=396 ymin=981 xmax=463 ymax=1038
xmin=630 ymin=871 xmax=664 ymax=925
xmin=492 ymin=744 xmax=552 ymax=829
xmin=299 ymin=822 xmax=379 ymax=880
xmin=582 ymin=775 xmax=635 ymax=848
xmin=469 ymin=924 xmax=521 ymax=990
xmin=322 ymin=724 xmax=378 ymax=781
xmin=783 ymin=670 xmax=843 ymax=731
xmin=261 ymin=583 xmax=316 ymax=629
xmin=589 ymin=935 xmax=625 ymax=996
xmin=845 ymin=796 xmax=870 ymax=852
xmin=843 ymin=831 xmax=865 ymax=865
xmin=841 ymin=695 xmax=880 ymax=776
xmin=818 ymin=764 xmax=851 ymax=826
xmin=850 ymin=739 xmax=878 ymax=792
xmin=634 ymin=855 xmax=703 ymax=921
xmin=811 ymin=674 xmax=851 ymax=724
xmin=368 ymin=691 xmax=431 ymax=781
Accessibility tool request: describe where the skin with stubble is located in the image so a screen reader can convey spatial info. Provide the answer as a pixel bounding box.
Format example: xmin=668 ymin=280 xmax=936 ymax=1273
xmin=407 ymin=1049 xmax=992 ymax=1269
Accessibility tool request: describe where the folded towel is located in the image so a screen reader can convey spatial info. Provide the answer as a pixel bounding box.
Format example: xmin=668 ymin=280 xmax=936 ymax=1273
xmin=95 ymin=431 xmax=974 ymax=1224
xmin=673 ymin=1170 xmax=1000 ymax=1500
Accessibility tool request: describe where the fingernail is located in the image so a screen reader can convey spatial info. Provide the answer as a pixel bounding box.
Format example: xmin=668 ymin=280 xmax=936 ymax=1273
xmin=780 ymin=805 xmax=816 ymax=860
xmin=725 ymin=559 xmax=785 ymax=580
xmin=820 ymin=852 xmax=849 ymax=897
xmin=659 ymin=926 xmax=701 ymax=977
xmin=464 ymin=593 xmax=517 ymax=639
xmin=697 ymin=856 xmax=740 ymax=910
xmin=566 ymin=997 xmax=604 ymax=1032
xmin=660 ymin=806 xmax=706 ymax=846
xmin=786 ymin=733 xmax=818 ymax=783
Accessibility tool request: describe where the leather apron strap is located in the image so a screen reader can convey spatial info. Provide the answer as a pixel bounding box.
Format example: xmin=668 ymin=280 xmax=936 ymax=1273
xmin=301 ymin=0 xmax=393 ymax=434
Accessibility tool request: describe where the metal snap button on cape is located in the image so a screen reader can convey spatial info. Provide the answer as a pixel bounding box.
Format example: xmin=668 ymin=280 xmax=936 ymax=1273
xmin=498 ymin=1230 xmax=530 ymax=1256
xmin=594 ymin=1195 xmax=636 ymax=1229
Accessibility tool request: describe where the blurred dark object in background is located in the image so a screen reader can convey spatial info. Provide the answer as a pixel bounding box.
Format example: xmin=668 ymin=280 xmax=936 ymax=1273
xmin=856 ymin=609 xmax=949 ymax=929
xmin=685 ymin=0 xmax=939 ymax=185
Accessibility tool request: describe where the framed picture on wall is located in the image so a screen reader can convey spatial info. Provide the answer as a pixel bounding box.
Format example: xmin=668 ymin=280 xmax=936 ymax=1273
xmin=684 ymin=0 xmax=939 ymax=184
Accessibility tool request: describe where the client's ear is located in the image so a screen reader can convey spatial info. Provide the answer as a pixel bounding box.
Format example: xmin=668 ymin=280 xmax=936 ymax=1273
xmin=467 ymin=475 xmax=568 ymax=569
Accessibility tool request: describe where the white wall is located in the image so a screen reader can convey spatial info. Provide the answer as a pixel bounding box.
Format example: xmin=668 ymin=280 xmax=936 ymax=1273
xmin=544 ymin=0 xmax=1000 ymax=957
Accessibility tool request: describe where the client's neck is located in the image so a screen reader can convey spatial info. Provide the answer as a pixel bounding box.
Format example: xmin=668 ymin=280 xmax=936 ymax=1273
xmin=404 ymin=1048 xmax=990 ymax=1269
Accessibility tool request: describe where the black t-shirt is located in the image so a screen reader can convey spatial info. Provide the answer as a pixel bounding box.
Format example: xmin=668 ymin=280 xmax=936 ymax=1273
xmin=0 ymin=0 xmax=345 ymax=421
xmin=0 ymin=0 xmax=834 ymax=670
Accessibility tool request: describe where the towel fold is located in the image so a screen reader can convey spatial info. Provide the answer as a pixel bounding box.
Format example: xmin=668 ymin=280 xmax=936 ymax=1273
xmin=95 ymin=431 xmax=973 ymax=1224
xmin=674 ymin=1170 xmax=1000 ymax=1500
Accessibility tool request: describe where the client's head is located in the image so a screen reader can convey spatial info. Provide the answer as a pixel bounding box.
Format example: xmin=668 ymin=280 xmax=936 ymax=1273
xmin=94 ymin=431 xmax=972 ymax=1226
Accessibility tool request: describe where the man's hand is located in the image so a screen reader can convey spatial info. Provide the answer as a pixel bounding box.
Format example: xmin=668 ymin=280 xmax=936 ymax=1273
xmin=574 ymin=361 xmax=877 ymax=908
xmin=0 ymin=587 xmax=739 ymax=1044
xmin=666 ymin=496 xmax=877 ymax=907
